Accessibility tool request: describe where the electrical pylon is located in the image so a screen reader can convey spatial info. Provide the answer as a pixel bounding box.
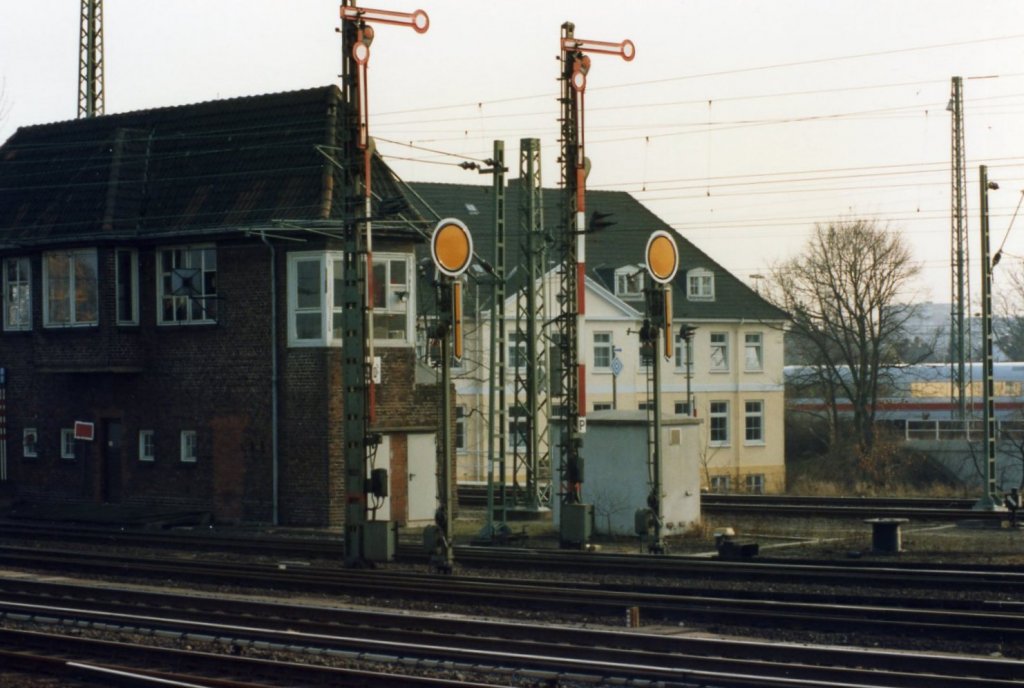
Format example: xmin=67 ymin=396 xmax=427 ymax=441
xmin=78 ymin=0 xmax=104 ymax=118
xmin=948 ymin=76 xmax=971 ymax=420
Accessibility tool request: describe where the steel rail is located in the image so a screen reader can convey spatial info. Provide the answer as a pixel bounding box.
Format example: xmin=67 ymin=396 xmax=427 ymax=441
xmin=2 ymin=593 xmax=1020 ymax=688
xmin=1 ymin=546 xmax=1022 ymax=642
xmin=2 ymin=577 xmax=1022 ymax=683
xmin=0 ymin=629 xmax=504 ymax=688
xmin=2 ymin=522 xmax=1022 ymax=584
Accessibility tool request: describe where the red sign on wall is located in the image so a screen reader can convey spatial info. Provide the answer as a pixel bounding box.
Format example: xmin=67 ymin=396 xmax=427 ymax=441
xmin=73 ymin=421 xmax=95 ymax=441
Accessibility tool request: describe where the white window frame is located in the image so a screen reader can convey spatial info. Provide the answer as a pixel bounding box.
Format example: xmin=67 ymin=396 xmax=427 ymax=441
xmin=455 ymin=406 xmax=466 ymax=453
xmin=180 ymin=430 xmax=197 ymax=463
xmin=287 ymin=251 xmax=343 ymax=347
xmin=116 ymin=248 xmax=139 ymax=326
xmin=710 ymin=332 xmax=729 ymax=372
xmin=157 ymin=245 xmax=217 ymax=325
xmin=744 ymin=332 xmax=764 ymax=372
xmin=508 ymin=332 xmax=528 ymax=372
xmin=61 ymin=428 xmax=75 ymax=459
xmin=614 ymin=265 xmax=644 ymax=298
xmin=687 ymin=268 xmax=715 ymax=301
xmin=593 ymin=332 xmax=613 ymax=371
xmin=709 ymin=400 xmax=730 ymax=446
xmin=23 ymin=428 xmax=38 ymax=458
xmin=745 ymin=473 xmax=766 ymax=494
xmin=139 ymin=430 xmax=155 ymax=462
xmin=744 ymin=400 xmax=765 ymax=445
xmin=674 ymin=400 xmax=691 ymax=415
xmin=3 ymin=256 xmax=32 ymax=331
xmin=43 ymin=249 xmax=98 ymax=327
xmin=710 ymin=475 xmax=731 ymax=493
xmin=674 ymin=333 xmax=694 ymax=371
xmin=371 ymin=252 xmax=414 ymax=346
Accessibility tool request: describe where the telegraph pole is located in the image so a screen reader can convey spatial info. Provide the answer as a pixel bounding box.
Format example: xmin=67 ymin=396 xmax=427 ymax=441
xmin=557 ymin=22 xmax=634 ymax=547
xmin=78 ymin=0 xmax=104 ymax=118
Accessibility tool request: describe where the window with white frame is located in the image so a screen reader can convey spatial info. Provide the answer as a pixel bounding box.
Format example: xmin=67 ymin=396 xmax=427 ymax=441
xmin=158 ymin=245 xmax=217 ymax=325
xmin=710 ymin=475 xmax=731 ymax=493
xmin=639 ymin=340 xmax=654 ymax=368
xmin=687 ymin=268 xmax=714 ymax=301
xmin=674 ymin=400 xmax=691 ymax=415
xmin=3 ymin=257 xmax=31 ymax=331
xmin=508 ymin=332 xmax=528 ymax=371
xmin=61 ymin=428 xmax=75 ymax=459
xmin=593 ymin=332 xmax=613 ymax=370
xmin=709 ymin=400 xmax=729 ymax=445
xmin=614 ymin=265 xmax=644 ymax=298
xmin=139 ymin=430 xmax=155 ymax=462
xmin=674 ymin=333 xmax=693 ymax=370
xmin=44 ymin=249 xmax=98 ymax=327
xmin=180 ymin=430 xmax=197 ymax=463
xmin=744 ymin=332 xmax=764 ymax=371
xmin=371 ymin=254 xmax=413 ymax=343
xmin=23 ymin=428 xmax=38 ymax=458
xmin=116 ymin=249 xmax=139 ymax=325
xmin=593 ymin=402 xmax=613 ymax=411
xmin=287 ymin=252 xmax=344 ymax=346
xmin=455 ymin=406 xmax=466 ymax=452
xmin=509 ymin=407 xmax=528 ymax=450
xmin=745 ymin=400 xmax=764 ymax=443
xmin=710 ymin=332 xmax=729 ymax=372
xmin=288 ymin=252 xmax=413 ymax=346
xmin=745 ymin=473 xmax=765 ymax=494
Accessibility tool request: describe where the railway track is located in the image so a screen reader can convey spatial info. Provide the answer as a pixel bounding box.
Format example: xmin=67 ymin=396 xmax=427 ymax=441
xmin=457 ymin=485 xmax=1010 ymax=521
xmin=2 ymin=520 xmax=1021 ymax=588
xmin=1 ymin=544 xmax=1022 ymax=643
xmin=2 ymin=577 xmax=1021 ymax=687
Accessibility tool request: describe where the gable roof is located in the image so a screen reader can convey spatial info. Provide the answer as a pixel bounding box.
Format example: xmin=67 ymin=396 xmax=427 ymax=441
xmin=0 ymin=86 xmax=412 ymax=247
xmin=404 ymin=181 xmax=787 ymax=323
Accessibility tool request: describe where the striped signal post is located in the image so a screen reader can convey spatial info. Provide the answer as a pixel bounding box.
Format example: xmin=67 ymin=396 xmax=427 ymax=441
xmin=339 ymin=1 xmax=429 ymax=567
xmin=643 ymin=231 xmax=679 ymax=553
xmin=558 ymin=22 xmax=634 ymax=547
xmin=428 ymin=218 xmax=473 ymax=572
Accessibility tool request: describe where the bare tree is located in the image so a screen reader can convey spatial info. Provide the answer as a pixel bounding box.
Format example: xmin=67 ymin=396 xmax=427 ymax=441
xmin=768 ymin=219 xmax=922 ymax=454
xmin=995 ymin=258 xmax=1024 ymax=361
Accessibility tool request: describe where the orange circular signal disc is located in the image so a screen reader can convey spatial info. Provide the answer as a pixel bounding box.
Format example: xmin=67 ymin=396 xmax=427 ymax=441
xmin=432 ymin=218 xmax=473 ymax=277
xmin=352 ymin=41 xmax=370 ymax=65
xmin=411 ymin=9 xmax=430 ymax=33
xmin=645 ymin=230 xmax=679 ymax=284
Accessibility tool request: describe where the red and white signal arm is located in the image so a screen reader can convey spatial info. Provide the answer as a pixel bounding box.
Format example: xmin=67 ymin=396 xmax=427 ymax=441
xmin=74 ymin=421 xmax=95 ymax=442
xmin=645 ymin=230 xmax=680 ymax=284
xmin=431 ymin=218 xmax=473 ymax=277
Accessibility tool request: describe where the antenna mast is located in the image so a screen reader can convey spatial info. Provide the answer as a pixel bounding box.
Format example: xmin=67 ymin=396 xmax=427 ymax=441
xmin=78 ymin=0 xmax=104 ymax=118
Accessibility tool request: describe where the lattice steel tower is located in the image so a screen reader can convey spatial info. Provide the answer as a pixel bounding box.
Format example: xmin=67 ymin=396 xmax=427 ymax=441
xmin=78 ymin=0 xmax=104 ymax=118
xmin=948 ymin=76 xmax=971 ymax=420
xmin=511 ymin=138 xmax=551 ymax=511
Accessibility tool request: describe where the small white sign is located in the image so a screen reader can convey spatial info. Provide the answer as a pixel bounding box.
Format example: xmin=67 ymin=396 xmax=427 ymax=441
xmin=372 ymin=356 xmax=382 ymax=385
xmin=577 ymin=417 xmax=587 ymax=434
xmin=610 ymin=357 xmax=623 ymax=377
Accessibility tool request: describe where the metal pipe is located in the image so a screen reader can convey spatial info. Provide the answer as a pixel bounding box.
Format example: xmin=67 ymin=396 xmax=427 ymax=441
xmin=260 ymin=231 xmax=280 ymax=525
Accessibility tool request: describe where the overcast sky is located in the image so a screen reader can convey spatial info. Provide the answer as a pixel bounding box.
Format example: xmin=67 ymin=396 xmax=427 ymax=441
xmin=2 ymin=1 xmax=1023 ymax=304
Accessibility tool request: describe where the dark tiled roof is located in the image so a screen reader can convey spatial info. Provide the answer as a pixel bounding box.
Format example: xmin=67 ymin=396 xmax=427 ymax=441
xmin=405 ymin=181 xmax=788 ymax=322
xmin=0 ymin=86 xmax=411 ymax=246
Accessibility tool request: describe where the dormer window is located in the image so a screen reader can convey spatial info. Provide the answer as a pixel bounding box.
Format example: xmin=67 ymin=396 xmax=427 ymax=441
xmin=614 ymin=265 xmax=645 ymax=298
xmin=687 ymin=268 xmax=714 ymax=301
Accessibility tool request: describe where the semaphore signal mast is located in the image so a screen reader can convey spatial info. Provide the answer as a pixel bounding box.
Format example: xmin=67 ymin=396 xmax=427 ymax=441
xmin=556 ymin=22 xmax=633 ymax=547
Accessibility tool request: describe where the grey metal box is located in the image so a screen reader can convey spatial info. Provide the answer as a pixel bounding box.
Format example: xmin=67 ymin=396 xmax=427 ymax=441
xmin=560 ymin=503 xmax=593 ymax=545
xmin=364 ymin=520 xmax=397 ymax=562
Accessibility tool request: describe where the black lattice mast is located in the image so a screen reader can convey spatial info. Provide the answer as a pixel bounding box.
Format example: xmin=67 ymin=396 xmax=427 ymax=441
xmin=78 ymin=0 xmax=104 ymax=118
xmin=557 ymin=23 xmax=634 ymax=505
xmin=948 ymin=76 xmax=971 ymax=420
xmin=511 ymin=138 xmax=550 ymax=510
xmin=339 ymin=1 xmax=428 ymax=566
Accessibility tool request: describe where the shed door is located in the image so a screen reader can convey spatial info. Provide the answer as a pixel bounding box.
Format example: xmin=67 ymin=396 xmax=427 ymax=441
xmin=407 ymin=433 xmax=436 ymax=522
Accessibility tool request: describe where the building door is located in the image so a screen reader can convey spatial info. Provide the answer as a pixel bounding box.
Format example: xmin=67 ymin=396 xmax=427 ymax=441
xmin=101 ymin=420 xmax=123 ymax=504
xmin=407 ymin=433 xmax=436 ymax=522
